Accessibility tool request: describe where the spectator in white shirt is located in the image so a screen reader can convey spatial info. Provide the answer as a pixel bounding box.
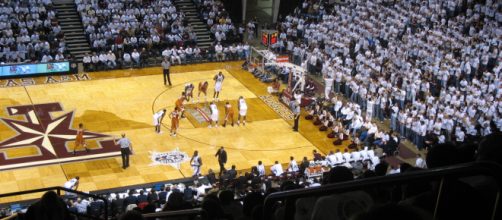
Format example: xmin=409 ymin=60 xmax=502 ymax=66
xmin=215 ymin=43 xmax=224 ymax=61
xmin=415 ymin=154 xmax=427 ymax=169
xmin=270 ymin=161 xmax=284 ymax=177
xmin=131 ymin=49 xmax=140 ymax=66
xmin=287 ymin=156 xmax=299 ymax=172
xmin=257 ymin=161 xmax=265 ymax=176
xmin=123 ymin=52 xmax=132 ymax=67
xmin=107 ymin=51 xmax=117 ymax=68
xmin=82 ymin=53 xmax=91 ymax=71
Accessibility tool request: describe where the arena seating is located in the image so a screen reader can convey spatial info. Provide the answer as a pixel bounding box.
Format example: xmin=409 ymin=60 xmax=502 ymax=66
xmin=0 ymin=0 xmax=68 ymax=63
xmin=1 ymin=0 xmax=502 ymax=219
xmin=271 ymin=0 xmax=501 ymax=150
xmin=74 ymin=0 xmax=245 ymax=72
xmin=193 ymin=0 xmax=242 ymax=45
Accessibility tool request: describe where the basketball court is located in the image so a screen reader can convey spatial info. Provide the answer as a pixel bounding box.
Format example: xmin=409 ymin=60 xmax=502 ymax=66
xmin=0 ymin=62 xmax=328 ymax=203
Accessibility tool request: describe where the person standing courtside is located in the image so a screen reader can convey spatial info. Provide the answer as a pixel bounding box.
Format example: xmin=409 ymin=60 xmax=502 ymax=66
xmin=162 ymin=57 xmax=171 ymax=86
xmin=214 ymin=146 xmax=227 ymax=175
xmin=114 ymin=133 xmax=133 ymax=169
xmin=292 ymin=101 xmax=300 ymax=132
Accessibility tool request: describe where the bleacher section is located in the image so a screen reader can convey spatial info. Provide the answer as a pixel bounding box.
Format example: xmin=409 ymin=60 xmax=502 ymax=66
xmin=54 ymin=0 xmax=90 ymax=62
xmin=0 ymin=0 xmax=68 ymax=63
xmin=174 ymin=0 xmax=212 ymax=50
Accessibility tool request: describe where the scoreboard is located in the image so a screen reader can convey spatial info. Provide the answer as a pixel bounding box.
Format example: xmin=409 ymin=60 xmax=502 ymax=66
xmin=261 ymin=30 xmax=279 ymax=47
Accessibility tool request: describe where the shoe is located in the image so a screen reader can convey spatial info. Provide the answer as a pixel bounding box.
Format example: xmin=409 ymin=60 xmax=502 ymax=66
xmin=208 ymin=125 xmax=212 ymax=128
xmin=231 ymin=123 xmax=234 ymax=127
xmin=243 ymin=121 xmax=246 ymax=126
xmin=215 ymin=125 xmax=218 ymax=128
xmin=222 ymin=124 xmax=226 ymax=127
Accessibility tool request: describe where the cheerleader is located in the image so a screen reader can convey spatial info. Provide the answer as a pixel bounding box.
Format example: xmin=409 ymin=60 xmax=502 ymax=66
xmin=328 ymin=120 xmax=342 ymax=138
xmin=293 ymin=90 xmax=302 ymax=105
xmin=169 ymin=107 xmax=180 ymax=136
xmin=197 ymin=81 xmax=209 ymax=103
xmin=213 ymin=72 xmax=225 ymax=101
xmin=320 ymin=112 xmax=334 ymax=131
xmin=74 ymin=123 xmax=89 ymax=155
xmin=190 ymin=150 xmax=202 ymax=177
xmin=237 ymin=96 xmax=248 ymax=126
xmin=305 ymin=102 xmax=321 ymax=120
xmin=209 ymin=101 xmax=219 ymax=128
xmin=223 ymin=101 xmax=235 ymax=127
xmin=314 ymin=109 xmax=327 ymax=126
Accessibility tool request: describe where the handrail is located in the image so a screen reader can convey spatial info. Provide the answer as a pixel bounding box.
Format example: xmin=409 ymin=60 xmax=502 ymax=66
xmin=0 ymin=186 xmax=108 ymax=220
xmin=142 ymin=208 xmax=205 ymax=219
xmin=263 ymin=162 xmax=502 ymax=220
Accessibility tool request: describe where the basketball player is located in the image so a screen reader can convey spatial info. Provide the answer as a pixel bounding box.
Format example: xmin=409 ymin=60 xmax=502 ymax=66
xmin=153 ymin=109 xmax=166 ymax=134
xmin=223 ymin=101 xmax=234 ymax=127
xmin=175 ymin=93 xmax=186 ymax=118
xmin=237 ymin=96 xmax=247 ymax=126
xmin=209 ymin=101 xmax=219 ymax=128
xmin=74 ymin=123 xmax=89 ymax=155
xmin=197 ymin=81 xmax=209 ymax=103
xmin=184 ymin=83 xmax=195 ymax=103
xmin=190 ymin=150 xmax=202 ymax=177
xmin=169 ymin=107 xmax=180 ymax=136
xmin=213 ymin=72 xmax=225 ymax=101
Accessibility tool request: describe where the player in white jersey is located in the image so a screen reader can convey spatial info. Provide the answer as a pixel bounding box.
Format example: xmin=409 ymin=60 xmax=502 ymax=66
xmin=153 ymin=109 xmax=166 ymax=133
xmin=190 ymin=150 xmax=202 ymax=177
xmin=184 ymin=83 xmax=195 ymax=103
xmin=213 ymin=72 xmax=225 ymax=101
xmin=209 ymin=101 xmax=219 ymax=128
xmin=237 ymin=96 xmax=248 ymax=126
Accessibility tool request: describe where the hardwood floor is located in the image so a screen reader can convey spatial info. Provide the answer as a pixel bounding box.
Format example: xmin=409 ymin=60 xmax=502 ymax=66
xmin=0 ymin=62 xmax=321 ymax=203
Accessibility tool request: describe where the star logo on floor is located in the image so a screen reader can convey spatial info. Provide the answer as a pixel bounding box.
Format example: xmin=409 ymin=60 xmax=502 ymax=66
xmin=0 ymin=103 xmax=121 ymax=171
xmin=149 ymin=147 xmax=190 ymax=169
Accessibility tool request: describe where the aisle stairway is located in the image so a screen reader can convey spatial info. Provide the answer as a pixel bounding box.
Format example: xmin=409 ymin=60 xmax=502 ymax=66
xmin=174 ymin=0 xmax=213 ymax=49
xmin=53 ymin=0 xmax=90 ymax=62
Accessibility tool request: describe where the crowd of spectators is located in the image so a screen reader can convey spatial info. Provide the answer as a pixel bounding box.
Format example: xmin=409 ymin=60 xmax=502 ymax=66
xmin=76 ymin=0 xmax=196 ymax=71
xmin=193 ymin=0 xmax=244 ymax=45
xmin=0 ymin=0 xmax=69 ymax=64
xmin=77 ymin=0 xmax=247 ymax=72
xmin=269 ymin=0 xmax=501 ymax=150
